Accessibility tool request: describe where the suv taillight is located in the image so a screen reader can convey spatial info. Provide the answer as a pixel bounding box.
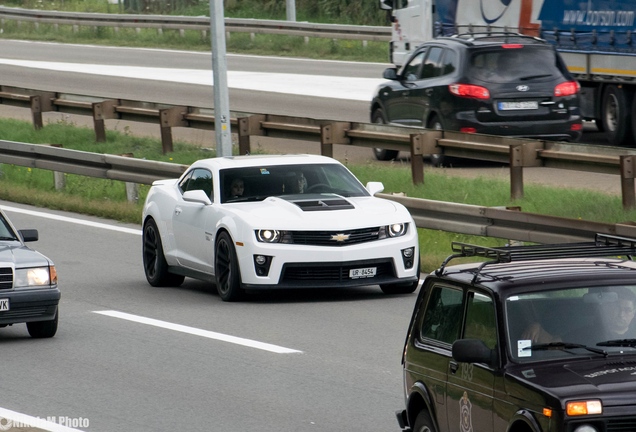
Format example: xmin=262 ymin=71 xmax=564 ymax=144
xmin=554 ymin=81 xmax=580 ymax=97
xmin=449 ymin=84 xmax=490 ymax=100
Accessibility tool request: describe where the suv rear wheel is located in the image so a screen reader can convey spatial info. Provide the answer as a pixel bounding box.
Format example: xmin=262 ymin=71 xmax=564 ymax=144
xmin=371 ymin=109 xmax=399 ymax=161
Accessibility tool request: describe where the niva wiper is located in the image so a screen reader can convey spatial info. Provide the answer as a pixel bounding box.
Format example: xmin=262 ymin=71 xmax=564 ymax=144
xmin=597 ymin=339 xmax=636 ymax=347
xmin=524 ymin=342 xmax=608 ymax=357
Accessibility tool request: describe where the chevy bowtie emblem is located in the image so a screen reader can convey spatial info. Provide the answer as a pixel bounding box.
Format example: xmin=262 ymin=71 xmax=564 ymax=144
xmin=331 ymin=233 xmax=350 ymax=242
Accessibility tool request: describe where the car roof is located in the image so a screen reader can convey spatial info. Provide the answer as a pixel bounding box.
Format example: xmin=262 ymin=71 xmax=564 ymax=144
xmin=190 ymin=154 xmax=341 ymax=170
xmin=434 ymin=234 xmax=636 ymax=295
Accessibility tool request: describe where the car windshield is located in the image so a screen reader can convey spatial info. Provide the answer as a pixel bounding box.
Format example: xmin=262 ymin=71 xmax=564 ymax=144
xmin=469 ymin=46 xmax=562 ymax=83
xmin=507 ymin=285 xmax=636 ymax=362
xmin=0 ymin=214 xmax=17 ymax=240
xmin=220 ymin=163 xmax=370 ymax=203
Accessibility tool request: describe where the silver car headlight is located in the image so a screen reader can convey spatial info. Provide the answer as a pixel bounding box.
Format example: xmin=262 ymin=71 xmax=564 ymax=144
xmin=14 ymin=266 xmax=56 ymax=288
xmin=379 ymin=223 xmax=408 ymax=239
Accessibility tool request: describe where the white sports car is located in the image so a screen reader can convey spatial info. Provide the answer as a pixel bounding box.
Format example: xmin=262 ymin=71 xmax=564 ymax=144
xmin=142 ymin=154 xmax=420 ymax=301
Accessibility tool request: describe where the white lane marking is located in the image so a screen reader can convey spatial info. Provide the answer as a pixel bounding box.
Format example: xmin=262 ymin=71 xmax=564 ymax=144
xmin=93 ymin=310 xmax=302 ymax=354
xmin=1 ymin=205 xmax=141 ymax=235
xmin=0 ymin=407 xmax=85 ymax=432
xmin=0 ymin=58 xmax=383 ymax=101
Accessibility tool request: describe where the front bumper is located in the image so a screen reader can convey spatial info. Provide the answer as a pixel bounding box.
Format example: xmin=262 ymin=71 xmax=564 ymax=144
xmin=0 ymin=287 xmax=60 ymax=325
xmin=235 ymin=234 xmax=419 ymax=287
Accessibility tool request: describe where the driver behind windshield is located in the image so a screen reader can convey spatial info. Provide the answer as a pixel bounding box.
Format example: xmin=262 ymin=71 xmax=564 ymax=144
xmin=522 ymin=287 xmax=636 ymax=345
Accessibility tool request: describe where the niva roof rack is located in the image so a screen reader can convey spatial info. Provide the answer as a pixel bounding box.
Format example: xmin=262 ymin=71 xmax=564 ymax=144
xmin=435 ymin=233 xmax=636 ymax=278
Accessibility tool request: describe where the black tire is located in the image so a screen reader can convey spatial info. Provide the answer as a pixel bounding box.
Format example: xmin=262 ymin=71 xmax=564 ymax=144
xmin=427 ymin=116 xmax=447 ymax=167
xmin=27 ymin=310 xmax=58 ymax=338
xmin=380 ymin=257 xmax=420 ymax=294
xmin=215 ymin=231 xmax=245 ymax=302
xmin=601 ymin=85 xmax=634 ymax=146
xmin=371 ymin=109 xmax=399 ymax=161
xmin=412 ymin=410 xmax=436 ymax=432
xmin=143 ymin=218 xmax=185 ymax=287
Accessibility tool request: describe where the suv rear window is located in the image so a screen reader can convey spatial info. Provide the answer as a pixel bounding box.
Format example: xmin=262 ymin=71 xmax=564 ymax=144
xmin=469 ymin=46 xmax=562 ymax=83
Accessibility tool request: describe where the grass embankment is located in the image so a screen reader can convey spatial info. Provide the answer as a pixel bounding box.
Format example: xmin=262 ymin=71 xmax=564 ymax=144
xmin=0 ymin=118 xmax=632 ymax=272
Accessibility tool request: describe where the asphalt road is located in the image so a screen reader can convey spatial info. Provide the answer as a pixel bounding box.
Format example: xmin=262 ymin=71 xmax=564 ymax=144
xmin=0 ymin=201 xmax=419 ymax=432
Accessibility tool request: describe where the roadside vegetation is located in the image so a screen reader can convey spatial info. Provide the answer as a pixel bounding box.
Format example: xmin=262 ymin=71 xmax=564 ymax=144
xmin=0 ymin=0 xmax=389 ymax=63
xmin=0 ymin=117 xmax=631 ymax=271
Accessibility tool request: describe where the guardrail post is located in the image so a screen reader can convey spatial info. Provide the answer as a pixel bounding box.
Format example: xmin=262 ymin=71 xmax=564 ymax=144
xmin=620 ymin=155 xmax=636 ymax=210
xmin=510 ymin=145 xmax=524 ymax=200
xmin=29 ymin=93 xmax=55 ymax=130
xmin=237 ymin=114 xmax=266 ymax=155
xmin=92 ymin=100 xmax=119 ymax=143
xmin=50 ymin=144 xmax=66 ymax=190
xmin=121 ymin=153 xmax=139 ymax=203
xmin=159 ymin=106 xmax=188 ymax=154
xmin=410 ymin=133 xmax=425 ymax=185
xmin=321 ymin=122 xmax=351 ymax=158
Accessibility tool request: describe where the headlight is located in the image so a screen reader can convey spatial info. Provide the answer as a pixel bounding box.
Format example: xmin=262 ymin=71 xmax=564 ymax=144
xmin=379 ymin=223 xmax=408 ymax=239
xmin=256 ymin=229 xmax=281 ymax=243
xmin=566 ymin=400 xmax=602 ymax=416
xmin=14 ymin=266 xmax=55 ymax=288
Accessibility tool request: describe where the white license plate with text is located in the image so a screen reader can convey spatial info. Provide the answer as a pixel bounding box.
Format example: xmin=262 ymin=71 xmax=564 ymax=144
xmin=0 ymin=298 xmax=9 ymax=311
xmin=349 ymin=267 xmax=377 ymax=279
xmin=498 ymin=101 xmax=539 ymax=110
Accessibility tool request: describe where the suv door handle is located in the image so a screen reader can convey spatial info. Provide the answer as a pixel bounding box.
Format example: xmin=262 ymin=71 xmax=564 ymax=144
xmin=449 ymin=361 xmax=459 ymax=374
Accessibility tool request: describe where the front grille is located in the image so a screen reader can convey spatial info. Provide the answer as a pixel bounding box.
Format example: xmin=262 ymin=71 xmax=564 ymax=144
xmin=0 ymin=267 xmax=13 ymax=289
xmin=607 ymin=417 xmax=636 ymax=431
xmin=282 ymin=261 xmax=394 ymax=282
xmin=290 ymin=227 xmax=380 ymax=246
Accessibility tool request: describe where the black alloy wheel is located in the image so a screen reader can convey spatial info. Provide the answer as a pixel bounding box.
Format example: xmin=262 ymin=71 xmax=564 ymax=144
xmin=143 ymin=219 xmax=184 ymax=287
xmin=214 ymin=231 xmax=245 ymax=302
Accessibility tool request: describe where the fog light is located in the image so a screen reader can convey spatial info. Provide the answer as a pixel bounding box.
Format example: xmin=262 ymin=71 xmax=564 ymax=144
xmin=253 ymin=255 xmax=273 ymax=277
xmin=403 ymin=247 xmax=414 ymax=258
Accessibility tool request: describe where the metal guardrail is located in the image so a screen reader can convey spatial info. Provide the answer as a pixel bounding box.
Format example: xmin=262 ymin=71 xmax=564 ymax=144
xmin=0 ymin=6 xmax=391 ymax=42
xmin=0 ymin=139 xmax=634 ymax=243
xmin=2 ymin=85 xmax=636 ymax=209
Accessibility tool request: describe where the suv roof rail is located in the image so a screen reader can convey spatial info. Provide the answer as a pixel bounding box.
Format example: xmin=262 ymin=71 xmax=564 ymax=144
xmin=449 ymin=32 xmax=544 ymax=45
xmin=436 ymin=233 xmax=636 ymax=278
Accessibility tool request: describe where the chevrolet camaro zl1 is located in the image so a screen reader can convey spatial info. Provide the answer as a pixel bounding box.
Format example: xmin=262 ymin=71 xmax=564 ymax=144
xmin=142 ymin=154 xmax=420 ymax=301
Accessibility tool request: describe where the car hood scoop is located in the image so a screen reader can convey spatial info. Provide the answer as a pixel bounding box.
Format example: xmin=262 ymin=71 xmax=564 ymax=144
xmin=282 ymin=195 xmax=355 ymax=211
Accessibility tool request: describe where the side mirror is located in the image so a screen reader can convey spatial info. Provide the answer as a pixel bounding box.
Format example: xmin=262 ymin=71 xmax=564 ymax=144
xmin=366 ymin=181 xmax=385 ymax=196
xmin=379 ymin=0 xmax=393 ymax=11
xmin=383 ymin=67 xmax=399 ymax=80
xmin=183 ymin=189 xmax=212 ymax=205
xmin=452 ymin=339 xmax=497 ymax=367
xmin=18 ymin=229 xmax=38 ymax=242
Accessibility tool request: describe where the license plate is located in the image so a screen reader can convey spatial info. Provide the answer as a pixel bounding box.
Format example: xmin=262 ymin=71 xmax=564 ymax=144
xmin=0 ymin=298 xmax=9 ymax=311
xmin=498 ymin=101 xmax=539 ymax=110
xmin=349 ymin=267 xmax=377 ymax=279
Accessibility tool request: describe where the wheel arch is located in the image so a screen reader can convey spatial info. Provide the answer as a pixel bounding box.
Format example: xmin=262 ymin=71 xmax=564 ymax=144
xmin=406 ymin=381 xmax=439 ymax=431
xmin=506 ymin=409 xmax=542 ymax=432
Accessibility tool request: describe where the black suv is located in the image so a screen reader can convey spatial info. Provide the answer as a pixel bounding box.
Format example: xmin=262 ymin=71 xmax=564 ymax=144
xmin=397 ymin=234 xmax=636 ymax=432
xmin=371 ymin=33 xmax=582 ymax=162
